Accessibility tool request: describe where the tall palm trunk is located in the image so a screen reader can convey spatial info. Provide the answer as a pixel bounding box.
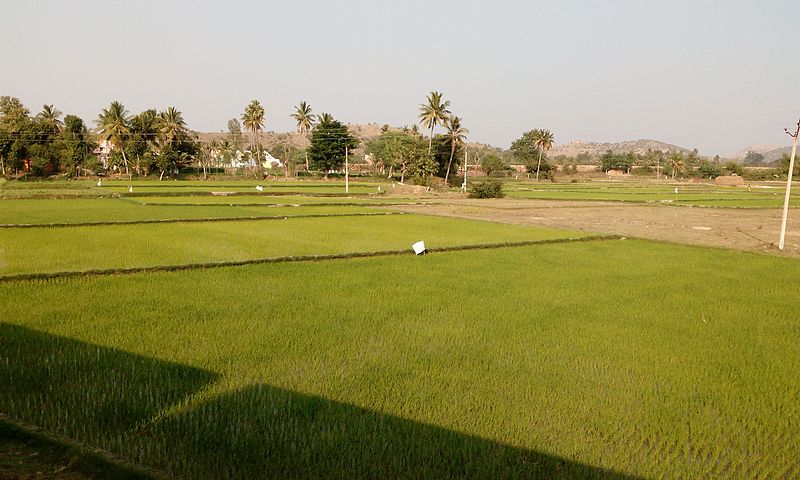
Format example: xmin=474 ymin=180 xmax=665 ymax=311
xmin=120 ymin=145 xmax=131 ymax=179
xmin=535 ymin=149 xmax=543 ymax=181
xmin=428 ymin=125 xmax=434 ymax=154
xmin=445 ymin=144 xmax=456 ymax=184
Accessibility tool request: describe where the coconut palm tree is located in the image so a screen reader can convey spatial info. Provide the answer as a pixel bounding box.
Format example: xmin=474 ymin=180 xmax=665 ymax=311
xmin=444 ymin=116 xmax=469 ymax=184
xmin=242 ymin=100 xmax=265 ymax=177
xmin=532 ymin=129 xmax=555 ymax=181
xmin=36 ymin=104 xmax=63 ymax=132
xmin=96 ymin=101 xmax=132 ymax=177
xmin=318 ymin=112 xmax=334 ymax=125
xmin=128 ymin=109 xmax=159 ymax=176
xmin=668 ymin=152 xmax=686 ymax=180
xmin=158 ymin=107 xmax=188 ymax=145
xmin=418 ymin=91 xmax=451 ymax=154
xmin=292 ymin=101 xmax=316 ymax=171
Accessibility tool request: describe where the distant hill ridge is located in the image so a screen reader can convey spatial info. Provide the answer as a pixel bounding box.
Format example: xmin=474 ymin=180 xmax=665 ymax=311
xmin=549 ymin=139 xmax=691 ymax=158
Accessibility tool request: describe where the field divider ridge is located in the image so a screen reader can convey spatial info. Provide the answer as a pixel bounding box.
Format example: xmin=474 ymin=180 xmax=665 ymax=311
xmin=0 ymin=235 xmax=620 ymax=283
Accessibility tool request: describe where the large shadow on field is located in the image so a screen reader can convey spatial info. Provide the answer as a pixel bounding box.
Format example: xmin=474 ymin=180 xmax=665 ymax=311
xmin=145 ymin=383 xmax=642 ymax=479
xmin=0 ymin=323 xmax=218 ymax=442
xmin=0 ymin=324 xmax=640 ymax=479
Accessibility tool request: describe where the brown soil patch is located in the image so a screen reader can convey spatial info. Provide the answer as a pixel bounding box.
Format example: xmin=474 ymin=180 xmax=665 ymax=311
xmin=388 ymin=199 xmax=800 ymax=257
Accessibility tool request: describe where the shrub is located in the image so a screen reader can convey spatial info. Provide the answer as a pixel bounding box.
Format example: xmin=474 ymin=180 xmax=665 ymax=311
xmin=469 ymin=180 xmax=504 ymax=198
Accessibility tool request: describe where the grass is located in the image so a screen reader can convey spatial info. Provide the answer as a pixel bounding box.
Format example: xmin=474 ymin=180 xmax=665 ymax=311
xmin=499 ymin=180 xmax=799 ymax=207
xmin=128 ymin=195 xmax=415 ymax=206
xmin=0 ymin=198 xmax=391 ymax=225
xmin=0 ymin=179 xmax=387 ymax=198
xmin=0 ymin=214 xmax=585 ymax=275
xmin=1 ymin=239 xmax=798 ymax=478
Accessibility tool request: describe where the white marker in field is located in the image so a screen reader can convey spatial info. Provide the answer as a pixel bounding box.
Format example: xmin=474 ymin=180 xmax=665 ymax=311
xmin=256 ymin=185 xmax=264 ymax=192
xmin=674 ymin=187 xmax=678 ymax=194
xmin=128 ymin=186 xmax=133 ymax=193
xmin=97 ymin=179 xmax=102 ymax=187
xmin=412 ymin=241 xmax=426 ymax=255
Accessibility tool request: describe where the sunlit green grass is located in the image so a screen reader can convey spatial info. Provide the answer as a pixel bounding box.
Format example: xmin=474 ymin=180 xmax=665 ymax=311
xmin=0 ymin=198 xmax=389 ymax=225
xmin=1 ymin=240 xmax=798 ymax=478
xmin=0 ymin=215 xmax=584 ymax=275
xmin=0 ymin=179 xmax=387 ymax=198
xmin=130 ymin=195 xmax=414 ymax=206
xmin=506 ymin=187 xmax=798 ymax=207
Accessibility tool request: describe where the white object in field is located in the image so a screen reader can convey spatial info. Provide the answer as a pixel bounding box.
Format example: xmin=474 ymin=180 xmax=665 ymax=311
xmin=128 ymin=186 xmax=133 ymax=193
xmin=674 ymin=187 xmax=678 ymax=194
xmin=97 ymin=180 xmax=102 ymax=187
xmin=256 ymin=185 xmax=264 ymax=192
xmin=412 ymin=241 xmax=426 ymax=255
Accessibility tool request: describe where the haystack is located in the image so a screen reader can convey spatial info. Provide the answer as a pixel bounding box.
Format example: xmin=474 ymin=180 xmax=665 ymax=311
xmin=714 ymin=175 xmax=744 ymax=186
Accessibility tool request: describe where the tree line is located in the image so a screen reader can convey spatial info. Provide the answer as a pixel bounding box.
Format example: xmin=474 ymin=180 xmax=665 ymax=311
xmin=2 ymin=92 xmax=562 ymax=184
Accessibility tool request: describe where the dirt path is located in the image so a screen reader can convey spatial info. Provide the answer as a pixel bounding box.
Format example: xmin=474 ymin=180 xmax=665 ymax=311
xmin=389 ymin=199 xmax=800 ymax=257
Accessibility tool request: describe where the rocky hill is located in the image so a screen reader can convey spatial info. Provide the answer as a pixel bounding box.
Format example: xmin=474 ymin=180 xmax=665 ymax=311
xmin=549 ymin=139 xmax=691 ymax=158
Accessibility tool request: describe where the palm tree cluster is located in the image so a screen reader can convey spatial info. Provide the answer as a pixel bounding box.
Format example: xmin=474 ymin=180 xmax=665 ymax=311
xmin=418 ymin=91 xmax=469 ymax=184
xmin=96 ymin=101 xmax=194 ymax=179
xmin=241 ymin=100 xmax=266 ymax=177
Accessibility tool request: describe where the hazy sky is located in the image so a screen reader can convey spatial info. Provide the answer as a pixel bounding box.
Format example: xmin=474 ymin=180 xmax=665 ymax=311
xmin=2 ymin=0 xmax=798 ymax=155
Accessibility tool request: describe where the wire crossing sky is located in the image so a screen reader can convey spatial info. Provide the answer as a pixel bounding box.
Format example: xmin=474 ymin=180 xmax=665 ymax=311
xmin=1 ymin=0 xmax=798 ymax=155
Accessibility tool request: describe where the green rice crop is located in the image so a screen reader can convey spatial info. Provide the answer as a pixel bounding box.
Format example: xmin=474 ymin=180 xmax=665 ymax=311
xmin=1 ymin=239 xmax=798 ymax=478
xmin=0 ymin=198 xmax=387 ymax=226
xmin=129 ymin=195 xmax=415 ymax=206
xmin=506 ymin=188 xmax=798 ymax=207
xmin=0 ymin=215 xmax=584 ymax=275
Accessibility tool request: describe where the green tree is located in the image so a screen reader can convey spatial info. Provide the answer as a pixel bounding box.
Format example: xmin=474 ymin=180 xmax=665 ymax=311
xmin=697 ymin=160 xmax=721 ymax=179
xmin=532 ymin=129 xmax=554 ymax=180
xmin=418 ymin=91 xmax=451 ymax=154
xmin=242 ymin=100 xmax=266 ymax=177
xmin=158 ymin=107 xmax=189 ymax=146
xmin=443 ymin=116 xmax=469 ymax=184
xmin=481 ymin=154 xmax=506 ymax=176
xmin=292 ymin=101 xmax=316 ymax=171
xmin=778 ymin=153 xmax=800 ymax=178
xmin=157 ymin=108 xmax=196 ymax=180
xmin=0 ymin=96 xmax=32 ymax=176
xmin=227 ymin=118 xmax=243 ymax=151
xmin=743 ymin=151 xmax=765 ymax=166
xmin=36 ymin=104 xmax=63 ymax=133
xmin=59 ymin=114 xmax=93 ymax=177
xmin=126 ymin=109 xmax=159 ymax=176
xmin=600 ymin=150 xmax=633 ymax=173
xmin=667 ymin=152 xmax=686 ymax=179
xmin=26 ymin=118 xmax=61 ymax=175
xmin=96 ymin=101 xmax=132 ymax=177
xmin=509 ymin=130 xmax=545 ymax=176
xmin=366 ymin=130 xmax=425 ymax=183
xmin=307 ymin=114 xmax=358 ymax=175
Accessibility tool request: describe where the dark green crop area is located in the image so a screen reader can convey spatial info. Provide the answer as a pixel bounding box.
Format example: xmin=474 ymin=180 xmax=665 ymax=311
xmin=1 ymin=240 xmax=798 ymax=479
xmin=0 ymin=198 xmax=391 ymax=226
xmin=0 ymin=214 xmax=584 ymax=276
xmin=503 ymin=181 xmax=799 ymax=208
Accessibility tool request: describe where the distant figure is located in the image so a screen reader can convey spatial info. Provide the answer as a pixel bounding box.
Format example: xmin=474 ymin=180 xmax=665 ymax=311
xmin=747 ymin=185 xmax=752 ymax=192
xmin=97 ymin=179 xmax=102 ymax=187
xmin=128 ymin=186 xmax=133 ymax=193
xmin=674 ymin=187 xmax=678 ymax=194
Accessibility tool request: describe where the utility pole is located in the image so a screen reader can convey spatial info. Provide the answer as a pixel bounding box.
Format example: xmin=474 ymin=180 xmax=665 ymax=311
xmin=345 ymin=145 xmax=350 ymax=194
xmin=779 ymin=117 xmax=800 ymax=250
xmin=462 ymin=150 xmax=468 ymax=192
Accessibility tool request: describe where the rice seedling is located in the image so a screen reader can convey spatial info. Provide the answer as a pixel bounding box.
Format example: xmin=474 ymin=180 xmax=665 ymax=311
xmin=1 ymin=239 xmax=798 ymax=478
